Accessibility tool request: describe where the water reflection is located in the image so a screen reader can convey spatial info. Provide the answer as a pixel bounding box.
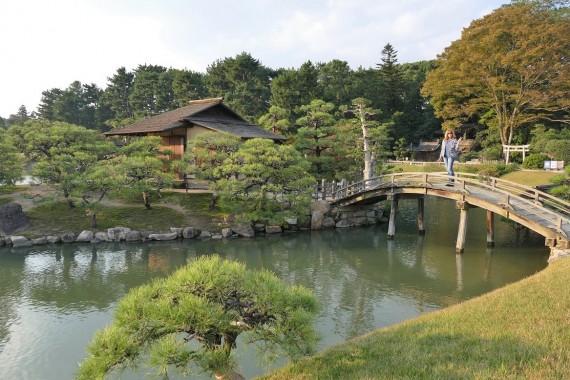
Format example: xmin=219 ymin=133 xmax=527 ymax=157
xmin=0 ymin=198 xmax=550 ymax=379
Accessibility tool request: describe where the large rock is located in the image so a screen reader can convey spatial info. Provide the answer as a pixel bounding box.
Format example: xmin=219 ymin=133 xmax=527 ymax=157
xmin=310 ymin=201 xmax=331 ymax=215
xmin=323 ymin=216 xmax=336 ymax=229
xmin=182 ymin=227 xmax=201 ymax=239
xmin=0 ymin=203 xmax=29 ymax=235
xmin=32 ymin=237 xmax=48 ymax=245
xmin=311 ymin=211 xmax=325 ymax=230
xmin=265 ymin=225 xmax=282 ymax=234
xmin=107 ymin=227 xmax=131 ymax=242
xmin=95 ymin=232 xmax=111 ymax=242
xmin=335 ymin=219 xmax=353 ymax=228
xmin=221 ymin=228 xmax=233 ymax=238
xmin=170 ymin=227 xmax=183 ymax=238
xmin=76 ymin=230 xmax=94 ymax=242
xmin=125 ymin=230 xmax=141 ymax=242
xmin=199 ymin=231 xmax=212 ymax=239
xmin=148 ymin=232 xmax=178 ymax=241
xmin=61 ymin=232 xmax=77 ymax=243
xmin=283 ymin=217 xmax=299 ymax=231
xmin=231 ymin=223 xmax=255 ymax=238
xmin=47 ymin=235 xmax=61 ymax=244
xmin=10 ymin=235 xmax=32 ymax=247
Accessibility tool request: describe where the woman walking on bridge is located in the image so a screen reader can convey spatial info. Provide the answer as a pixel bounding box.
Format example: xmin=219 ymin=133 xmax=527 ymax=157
xmin=439 ymin=129 xmax=462 ymax=184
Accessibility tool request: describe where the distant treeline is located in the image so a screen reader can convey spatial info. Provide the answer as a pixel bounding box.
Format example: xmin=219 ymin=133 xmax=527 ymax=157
xmin=0 ymin=44 xmax=440 ymax=147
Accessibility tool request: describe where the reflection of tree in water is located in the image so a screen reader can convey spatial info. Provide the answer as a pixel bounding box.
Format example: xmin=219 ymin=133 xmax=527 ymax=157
xmin=22 ymin=243 xmax=193 ymax=312
xmin=0 ymin=252 xmax=25 ymax=350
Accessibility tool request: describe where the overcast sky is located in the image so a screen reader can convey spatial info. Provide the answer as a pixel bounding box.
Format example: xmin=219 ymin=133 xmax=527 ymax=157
xmin=0 ymin=0 xmax=509 ymax=118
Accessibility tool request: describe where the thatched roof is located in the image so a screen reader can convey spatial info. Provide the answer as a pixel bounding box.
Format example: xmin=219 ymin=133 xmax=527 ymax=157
xmin=104 ymin=97 xmax=286 ymax=141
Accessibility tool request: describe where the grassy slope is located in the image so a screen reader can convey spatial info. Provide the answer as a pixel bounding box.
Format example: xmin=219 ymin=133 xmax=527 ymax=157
xmin=262 ymin=259 xmax=570 ymax=379
xmin=262 ymin=166 xmax=564 ymax=379
xmin=0 ymin=190 xmax=224 ymax=238
xmin=501 ymin=170 xmax=558 ymax=187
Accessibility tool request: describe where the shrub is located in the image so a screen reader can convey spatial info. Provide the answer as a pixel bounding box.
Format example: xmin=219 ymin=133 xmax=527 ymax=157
xmin=474 ymin=163 xmax=519 ymax=177
xmin=549 ymin=185 xmax=570 ymax=200
xmin=76 ymin=256 xmax=319 ymax=380
xmin=523 ymin=153 xmax=550 ymax=169
xmin=549 ymin=166 xmax=570 ymax=200
xmin=459 ymin=151 xmax=479 ymax=163
xmin=479 ymin=146 xmax=503 ymax=161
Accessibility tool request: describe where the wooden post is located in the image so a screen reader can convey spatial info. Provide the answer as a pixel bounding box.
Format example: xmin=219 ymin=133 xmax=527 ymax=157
xmin=417 ymin=197 xmax=425 ymax=235
xmin=456 ymin=201 xmax=469 ymax=253
xmin=486 ymin=210 xmax=495 ymax=248
xmin=332 ymin=181 xmax=338 ymax=200
xmin=387 ymin=196 xmax=398 ymax=239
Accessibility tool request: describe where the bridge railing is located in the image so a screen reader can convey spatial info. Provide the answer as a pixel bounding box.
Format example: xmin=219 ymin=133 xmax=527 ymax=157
xmin=319 ymin=172 xmax=570 ymax=219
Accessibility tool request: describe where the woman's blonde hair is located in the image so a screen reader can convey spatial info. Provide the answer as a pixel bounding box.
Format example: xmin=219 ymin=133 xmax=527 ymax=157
xmin=444 ymin=129 xmax=455 ymax=140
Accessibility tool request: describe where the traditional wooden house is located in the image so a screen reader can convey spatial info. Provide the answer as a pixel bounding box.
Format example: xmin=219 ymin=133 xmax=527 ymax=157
xmin=412 ymin=141 xmax=441 ymax=162
xmin=104 ymin=97 xmax=286 ymax=159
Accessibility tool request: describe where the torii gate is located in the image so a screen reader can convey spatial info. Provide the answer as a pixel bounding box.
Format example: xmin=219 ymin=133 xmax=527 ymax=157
xmin=502 ymin=144 xmax=530 ymax=164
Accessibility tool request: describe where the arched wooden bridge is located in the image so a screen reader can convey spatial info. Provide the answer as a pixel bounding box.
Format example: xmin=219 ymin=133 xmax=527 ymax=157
xmin=319 ymin=172 xmax=570 ymax=252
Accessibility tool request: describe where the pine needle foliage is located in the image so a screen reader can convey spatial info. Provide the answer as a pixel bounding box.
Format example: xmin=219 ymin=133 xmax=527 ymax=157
xmin=76 ymin=255 xmax=319 ymax=380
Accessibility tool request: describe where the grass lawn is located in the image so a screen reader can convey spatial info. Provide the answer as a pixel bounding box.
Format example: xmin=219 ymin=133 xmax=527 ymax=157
xmin=501 ymin=170 xmax=558 ymax=187
xmin=3 ymin=189 xmax=226 ymax=238
xmin=261 ymin=258 xmax=570 ymax=379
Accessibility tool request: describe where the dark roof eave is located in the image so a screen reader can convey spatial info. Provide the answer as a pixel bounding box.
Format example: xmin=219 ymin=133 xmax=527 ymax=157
xmin=104 ymin=122 xmax=185 ymax=136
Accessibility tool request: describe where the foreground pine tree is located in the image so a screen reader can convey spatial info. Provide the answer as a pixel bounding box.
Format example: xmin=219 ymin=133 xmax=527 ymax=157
xmin=76 ymin=255 xmax=319 ymax=380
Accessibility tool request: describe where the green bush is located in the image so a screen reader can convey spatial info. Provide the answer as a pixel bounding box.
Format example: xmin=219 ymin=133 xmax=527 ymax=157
xmin=523 ymin=153 xmax=550 ymax=169
xmin=459 ymin=151 xmax=479 ymax=162
xmin=474 ymin=163 xmax=519 ymax=177
xmin=480 ymin=146 xmax=503 ymax=161
xmin=549 ymin=165 xmax=570 ymax=200
xmin=549 ymin=185 xmax=570 ymax=200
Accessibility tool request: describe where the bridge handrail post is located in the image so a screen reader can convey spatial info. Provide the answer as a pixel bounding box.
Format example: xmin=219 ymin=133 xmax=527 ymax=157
xmin=332 ymin=180 xmax=338 ymax=200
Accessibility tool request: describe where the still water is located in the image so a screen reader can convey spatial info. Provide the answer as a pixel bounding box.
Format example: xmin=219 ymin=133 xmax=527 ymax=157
xmin=0 ymin=198 xmax=549 ymax=379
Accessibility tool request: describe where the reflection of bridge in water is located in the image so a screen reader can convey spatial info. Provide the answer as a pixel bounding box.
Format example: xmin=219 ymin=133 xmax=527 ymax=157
xmin=318 ymin=172 xmax=570 ymax=253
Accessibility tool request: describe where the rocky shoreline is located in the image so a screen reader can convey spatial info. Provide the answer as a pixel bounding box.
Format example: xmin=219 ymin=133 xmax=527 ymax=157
xmin=0 ymin=201 xmax=386 ymax=248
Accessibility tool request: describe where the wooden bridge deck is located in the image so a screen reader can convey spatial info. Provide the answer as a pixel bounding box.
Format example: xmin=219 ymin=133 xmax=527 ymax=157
xmin=321 ymin=172 xmax=570 ymax=249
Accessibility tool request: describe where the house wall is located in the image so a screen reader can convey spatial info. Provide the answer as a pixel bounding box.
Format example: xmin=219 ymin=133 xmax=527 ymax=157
xmin=159 ymin=128 xmax=186 ymax=159
xmin=186 ymin=125 xmax=212 ymax=142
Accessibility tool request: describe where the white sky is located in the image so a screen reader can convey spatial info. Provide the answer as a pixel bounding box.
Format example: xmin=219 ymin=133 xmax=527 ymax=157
xmin=0 ymin=0 xmax=508 ymax=118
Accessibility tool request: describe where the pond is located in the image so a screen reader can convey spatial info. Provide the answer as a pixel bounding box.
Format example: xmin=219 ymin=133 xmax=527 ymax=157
xmin=0 ymin=197 xmax=549 ymax=379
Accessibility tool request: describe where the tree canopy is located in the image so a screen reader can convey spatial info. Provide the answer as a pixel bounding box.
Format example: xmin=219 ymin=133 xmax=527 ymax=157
xmin=76 ymin=255 xmax=318 ymax=380
xmin=104 ymin=136 xmax=177 ymax=209
xmin=189 ymin=134 xmax=315 ymax=223
xmin=422 ymin=2 xmax=570 ymax=144
xmin=0 ymin=129 xmax=23 ymax=185
xmin=7 ymin=120 xmax=116 ymax=205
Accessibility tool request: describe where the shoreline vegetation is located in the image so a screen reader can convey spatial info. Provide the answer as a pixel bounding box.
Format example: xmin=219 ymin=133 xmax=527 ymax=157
xmin=261 ymin=258 xmax=570 ymax=379
xmin=0 ymin=167 xmax=559 ymax=240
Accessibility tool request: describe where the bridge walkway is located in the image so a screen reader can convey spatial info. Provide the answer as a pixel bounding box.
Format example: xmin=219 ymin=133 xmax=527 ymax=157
xmin=320 ymin=172 xmax=570 ymax=251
